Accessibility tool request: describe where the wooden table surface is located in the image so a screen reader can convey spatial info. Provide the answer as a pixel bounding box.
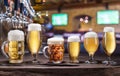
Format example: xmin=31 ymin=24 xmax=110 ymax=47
xmin=0 ymin=53 xmax=120 ymax=76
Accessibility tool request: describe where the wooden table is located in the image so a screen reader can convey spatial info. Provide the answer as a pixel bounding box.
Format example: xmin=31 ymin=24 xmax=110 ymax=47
xmin=0 ymin=54 xmax=120 ymax=76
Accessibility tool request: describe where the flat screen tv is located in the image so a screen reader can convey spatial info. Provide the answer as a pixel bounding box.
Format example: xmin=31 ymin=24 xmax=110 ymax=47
xmin=52 ymin=13 xmax=68 ymax=26
xmin=97 ymin=10 xmax=119 ymax=24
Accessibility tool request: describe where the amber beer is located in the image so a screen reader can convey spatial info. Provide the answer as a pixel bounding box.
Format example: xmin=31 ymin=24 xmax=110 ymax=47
xmin=27 ymin=24 xmax=42 ymax=54
xmin=68 ymin=36 xmax=80 ymax=63
xmin=2 ymin=30 xmax=25 ymax=63
xmin=102 ymin=27 xmax=116 ymax=56
xmin=84 ymin=32 xmax=99 ymax=56
xmin=43 ymin=37 xmax=64 ymax=64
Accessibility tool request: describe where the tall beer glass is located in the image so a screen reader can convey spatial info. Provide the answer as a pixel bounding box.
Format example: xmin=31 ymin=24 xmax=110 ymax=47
xmin=1 ymin=30 xmax=24 ymax=63
xmin=84 ymin=32 xmax=99 ymax=64
xmin=67 ymin=36 xmax=80 ymax=63
xmin=102 ymin=27 xmax=116 ymax=65
xmin=27 ymin=23 xmax=42 ymax=63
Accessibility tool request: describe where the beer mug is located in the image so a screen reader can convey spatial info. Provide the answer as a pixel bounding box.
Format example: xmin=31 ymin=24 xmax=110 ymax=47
xmin=1 ymin=30 xmax=24 ymax=63
xmin=67 ymin=36 xmax=80 ymax=63
xmin=43 ymin=37 xmax=64 ymax=64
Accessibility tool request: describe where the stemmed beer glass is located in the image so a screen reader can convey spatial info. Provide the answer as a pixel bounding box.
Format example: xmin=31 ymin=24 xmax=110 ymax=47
xmin=102 ymin=27 xmax=116 ymax=65
xmin=27 ymin=23 xmax=42 ymax=63
xmin=84 ymin=32 xmax=99 ymax=64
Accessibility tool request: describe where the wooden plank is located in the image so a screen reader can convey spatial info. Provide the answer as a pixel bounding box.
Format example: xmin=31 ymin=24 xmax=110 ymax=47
xmin=33 ymin=1 xmax=120 ymax=11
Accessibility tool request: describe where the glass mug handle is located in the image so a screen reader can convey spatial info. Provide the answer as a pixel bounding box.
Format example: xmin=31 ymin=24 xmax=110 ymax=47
xmin=42 ymin=46 xmax=49 ymax=58
xmin=1 ymin=41 xmax=9 ymax=58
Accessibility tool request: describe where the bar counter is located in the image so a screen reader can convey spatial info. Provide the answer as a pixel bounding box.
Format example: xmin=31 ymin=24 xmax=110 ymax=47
xmin=0 ymin=54 xmax=120 ymax=76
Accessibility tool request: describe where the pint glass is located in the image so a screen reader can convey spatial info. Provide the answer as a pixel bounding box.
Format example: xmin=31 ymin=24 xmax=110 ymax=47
xmin=67 ymin=36 xmax=80 ymax=63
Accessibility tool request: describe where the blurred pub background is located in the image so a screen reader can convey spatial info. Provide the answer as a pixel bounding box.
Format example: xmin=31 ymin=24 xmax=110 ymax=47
xmin=1 ymin=0 xmax=120 ymax=55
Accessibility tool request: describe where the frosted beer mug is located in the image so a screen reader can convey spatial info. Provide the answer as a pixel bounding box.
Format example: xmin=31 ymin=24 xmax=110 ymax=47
xmin=67 ymin=36 xmax=80 ymax=63
xmin=1 ymin=30 xmax=24 ymax=63
xmin=43 ymin=37 xmax=64 ymax=64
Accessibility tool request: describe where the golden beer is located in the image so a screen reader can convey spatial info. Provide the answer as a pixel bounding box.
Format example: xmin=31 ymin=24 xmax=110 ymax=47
xmin=84 ymin=37 xmax=99 ymax=55
xmin=27 ymin=31 xmax=41 ymax=54
xmin=102 ymin=27 xmax=116 ymax=64
xmin=48 ymin=44 xmax=64 ymax=63
xmin=9 ymin=41 xmax=24 ymax=63
xmin=68 ymin=42 xmax=80 ymax=62
xmin=102 ymin=32 xmax=116 ymax=56
xmin=27 ymin=23 xmax=42 ymax=63
xmin=43 ymin=37 xmax=64 ymax=64
xmin=84 ymin=31 xmax=99 ymax=64
xmin=1 ymin=30 xmax=25 ymax=63
xmin=67 ymin=36 xmax=80 ymax=63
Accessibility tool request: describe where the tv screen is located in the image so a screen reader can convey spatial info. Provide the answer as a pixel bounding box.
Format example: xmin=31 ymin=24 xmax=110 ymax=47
xmin=97 ymin=10 xmax=119 ymax=24
xmin=52 ymin=13 xmax=68 ymax=26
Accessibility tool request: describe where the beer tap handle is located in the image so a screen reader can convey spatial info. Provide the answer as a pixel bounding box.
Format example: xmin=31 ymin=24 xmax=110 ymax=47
xmin=0 ymin=0 xmax=4 ymax=12
xmin=14 ymin=0 xmax=19 ymax=11
xmin=4 ymin=0 xmax=9 ymax=6
xmin=23 ymin=0 xmax=35 ymax=17
xmin=4 ymin=0 xmax=10 ymax=14
xmin=20 ymin=3 xmax=23 ymax=14
xmin=20 ymin=0 xmax=23 ymax=14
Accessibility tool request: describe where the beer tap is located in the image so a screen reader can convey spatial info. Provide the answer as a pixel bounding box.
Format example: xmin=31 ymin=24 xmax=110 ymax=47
xmin=0 ymin=0 xmax=13 ymax=45
xmin=0 ymin=0 xmax=4 ymax=14
xmin=0 ymin=0 xmax=4 ymax=45
xmin=4 ymin=0 xmax=9 ymax=16
xmin=18 ymin=0 xmax=24 ymax=30
xmin=23 ymin=0 xmax=35 ymax=17
xmin=20 ymin=0 xmax=24 ymax=15
xmin=4 ymin=0 xmax=12 ymax=27
xmin=11 ymin=0 xmax=19 ymax=29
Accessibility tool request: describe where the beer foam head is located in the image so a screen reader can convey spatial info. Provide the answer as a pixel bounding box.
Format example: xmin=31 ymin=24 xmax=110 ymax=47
xmin=67 ymin=36 xmax=80 ymax=42
xmin=28 ymin=23 xmax=41 ymax=31
xmin=8 ymin=30 xmax=24 ymax=41
xmin=84 ymin=32 xmax=98 ymax=38
xmin=103 ymin=27 xmax=114 ymax=32
xmin=47 ymin=37 xmax=64 ymax=44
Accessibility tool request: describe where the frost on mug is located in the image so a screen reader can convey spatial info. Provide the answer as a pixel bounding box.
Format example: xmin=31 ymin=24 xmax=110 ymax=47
xmin=1 ymin=30 xmax=25 ymax=63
